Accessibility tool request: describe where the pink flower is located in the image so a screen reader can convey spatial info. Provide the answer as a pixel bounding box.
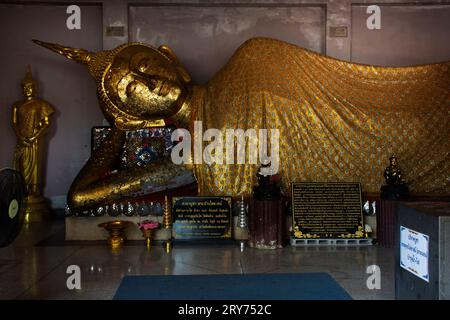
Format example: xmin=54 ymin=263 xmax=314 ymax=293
xmin=137 ymin=220 xmax=160 ymax=230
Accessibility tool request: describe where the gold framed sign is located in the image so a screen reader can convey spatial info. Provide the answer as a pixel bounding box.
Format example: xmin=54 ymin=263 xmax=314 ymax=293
xmin=172 ymin=196 xmax=232 ymax=240
xmin=291 ymin=182 xmax=365 ymax=239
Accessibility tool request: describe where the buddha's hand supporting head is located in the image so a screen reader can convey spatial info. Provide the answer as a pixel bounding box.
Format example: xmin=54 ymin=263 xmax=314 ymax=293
xmin=33 ymin=40 xmax=192 ymax=130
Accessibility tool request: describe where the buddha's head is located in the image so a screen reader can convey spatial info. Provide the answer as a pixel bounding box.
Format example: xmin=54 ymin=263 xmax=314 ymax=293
xmin=22 ymin=65 xmax=38 ymax=99
xmin=389 ymin=154 xmax=398 ymax=168
xmin=32 ymin=40 xmax=192 ymax=130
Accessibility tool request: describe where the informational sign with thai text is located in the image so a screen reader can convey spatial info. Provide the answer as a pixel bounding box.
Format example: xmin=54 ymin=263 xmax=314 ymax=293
xmin=400 ymin=226 xmax=429 ymax=282
xmin=291 ymin=182 xmax=364 ymax=238
xmin=172 ymin=197 xmax=232 ymax=240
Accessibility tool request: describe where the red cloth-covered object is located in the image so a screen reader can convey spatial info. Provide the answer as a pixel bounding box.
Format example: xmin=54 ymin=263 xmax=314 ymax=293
xmin=248 ymin=198 xmax=285 ymax=249
xmin=377 ymin=200 xmax=396 ymax=247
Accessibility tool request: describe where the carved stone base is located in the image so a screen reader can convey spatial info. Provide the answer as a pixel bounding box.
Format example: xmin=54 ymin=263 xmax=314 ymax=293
xmin=24 ymin=194 xmax=51 ymax=222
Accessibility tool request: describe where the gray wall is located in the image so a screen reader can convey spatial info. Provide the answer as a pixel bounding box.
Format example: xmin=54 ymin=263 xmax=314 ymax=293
xmin=352 ymin=4 xmax=450 ymax=65
xmin=129 ymin=5 xmax=326 ymax=84
xmin=0 ymin=3 xmax=103 ymax=207
xmin=0 ymin=0 xmax=449 ymax=208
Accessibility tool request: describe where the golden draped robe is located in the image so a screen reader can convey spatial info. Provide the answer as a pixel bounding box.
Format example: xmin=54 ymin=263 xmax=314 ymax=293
xmin=191 ymin=37 xmax=450 ymax=197
xmin=13 ymin=98 xmax=54 ymax=193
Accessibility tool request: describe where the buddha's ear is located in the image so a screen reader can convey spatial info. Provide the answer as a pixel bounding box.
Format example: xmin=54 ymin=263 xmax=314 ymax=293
xmin=158 ymin=45 xmax=192 ymax=84
xmin=158 ymin=45 xmax=179 ymax=63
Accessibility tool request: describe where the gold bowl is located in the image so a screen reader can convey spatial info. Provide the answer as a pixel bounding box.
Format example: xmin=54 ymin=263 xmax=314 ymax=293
xmin=98 ymin=220 xmax=133 ymax=249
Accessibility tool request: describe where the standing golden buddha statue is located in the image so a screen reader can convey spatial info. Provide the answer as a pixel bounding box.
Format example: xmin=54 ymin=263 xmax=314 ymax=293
xmin=12 ymin=65 xmax=54 ymax=221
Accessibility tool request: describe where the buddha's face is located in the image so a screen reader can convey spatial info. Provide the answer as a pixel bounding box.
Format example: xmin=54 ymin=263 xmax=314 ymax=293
xmin=390 ymin=157 xmax=397 ymax=167
xmin=104 ymin=45 xmax=188 ymax=121
xmin=23 ymin=82 xmax=36 ymax=98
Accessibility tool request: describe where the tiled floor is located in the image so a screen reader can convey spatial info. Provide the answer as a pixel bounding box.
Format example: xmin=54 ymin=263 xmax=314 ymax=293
xmin=0 ymin=219 xmax=395 ymax=300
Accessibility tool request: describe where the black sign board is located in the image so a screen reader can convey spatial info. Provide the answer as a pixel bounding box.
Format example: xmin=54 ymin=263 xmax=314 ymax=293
xmin=291 ymin=182 xmax=365 ymax=239
xmin=172 ymin=196 xmax=232 ymax=240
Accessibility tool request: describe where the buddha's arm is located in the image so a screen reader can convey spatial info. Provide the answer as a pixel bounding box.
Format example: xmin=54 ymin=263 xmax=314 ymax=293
xmin=27 ymin=116 xmax=50 ymax=143
xmin=67 ymin=127 xmax=194 ymax=210
xmin=68 ymin=157 xmax=192 ymax=210
xmin=11 ymin=104 xmax=30 ymax=146
xmin=28 ymin=102 xmax=55 ymax=143
xmin=69 ymin=127 xmax=126 ymax=193
xmin=68 ymin=127 xmax=126 ymax=209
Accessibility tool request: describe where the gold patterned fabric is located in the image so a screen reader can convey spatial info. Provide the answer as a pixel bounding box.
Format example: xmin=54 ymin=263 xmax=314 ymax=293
xmin=192 ymin=37 xmax=450 ymax=197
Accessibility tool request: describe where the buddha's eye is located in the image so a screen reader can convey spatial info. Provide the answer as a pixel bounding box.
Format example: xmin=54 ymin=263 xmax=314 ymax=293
xmin=138 ymin=58 xmax=153 ymax=73
xmin=139 ymin=63 xmax=148 ymax=73
xmin=126 ymin=79 xmax=157 ymax=98
xmin=126 ymin=81 xmax=141 ymax=96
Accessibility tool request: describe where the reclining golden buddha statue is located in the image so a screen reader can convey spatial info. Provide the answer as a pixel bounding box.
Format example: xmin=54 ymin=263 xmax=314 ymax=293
xmin=33 ymin=37 xmax=450 ymax=211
